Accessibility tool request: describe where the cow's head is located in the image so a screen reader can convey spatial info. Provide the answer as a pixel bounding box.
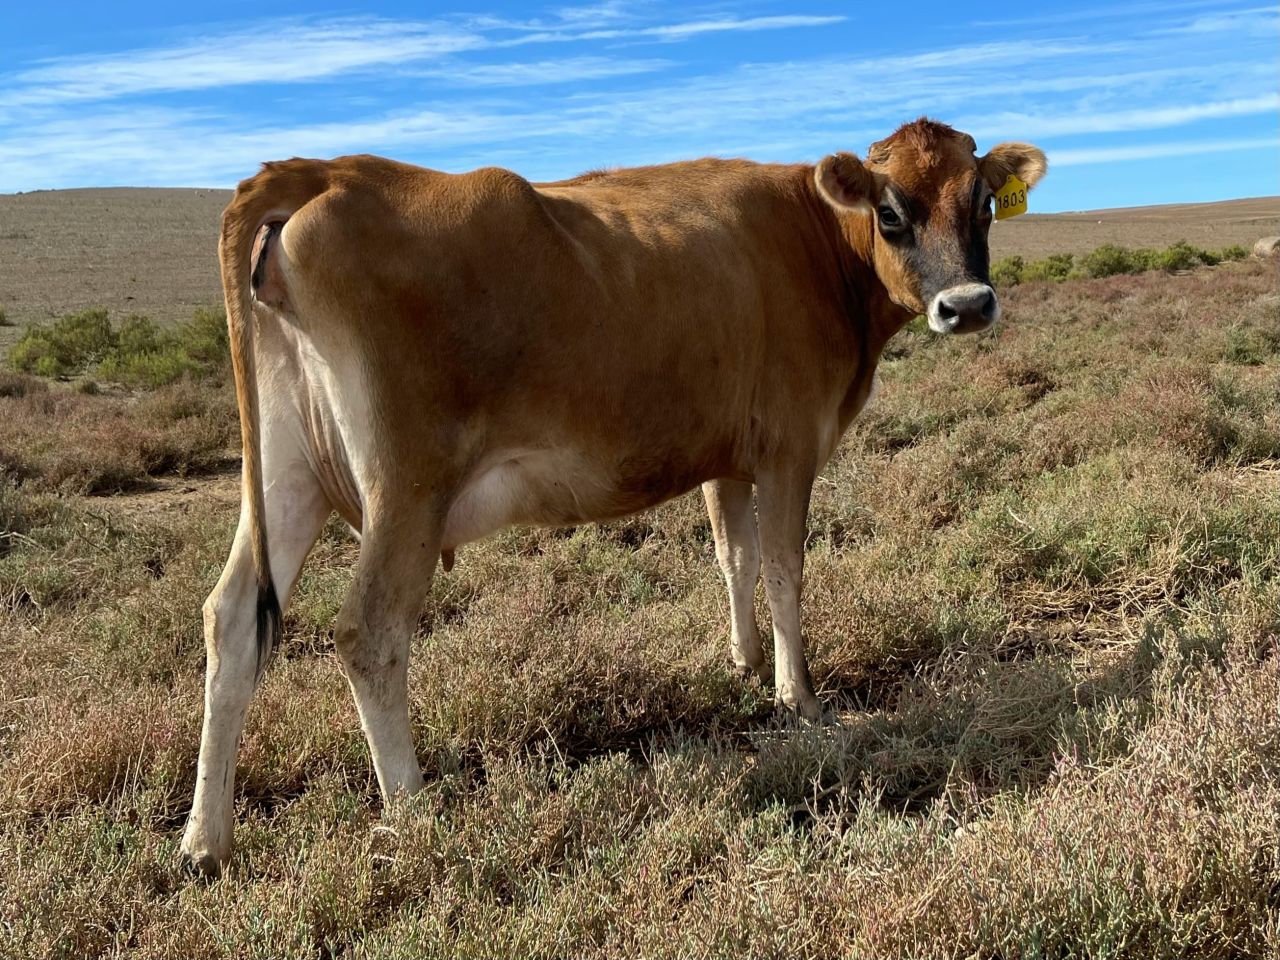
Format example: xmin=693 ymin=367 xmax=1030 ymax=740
xmin=815 ymin=118 xmax=1046 ymax=334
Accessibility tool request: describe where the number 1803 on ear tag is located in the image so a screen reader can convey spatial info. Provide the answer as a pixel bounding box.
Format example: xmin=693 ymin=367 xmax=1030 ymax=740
xmin=994 ymin=174 xmax=1028 ymax=221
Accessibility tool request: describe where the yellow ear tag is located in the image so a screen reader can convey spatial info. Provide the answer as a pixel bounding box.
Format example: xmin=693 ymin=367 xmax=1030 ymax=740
xmin=994 ymin=174 xmax=1028 ymax=220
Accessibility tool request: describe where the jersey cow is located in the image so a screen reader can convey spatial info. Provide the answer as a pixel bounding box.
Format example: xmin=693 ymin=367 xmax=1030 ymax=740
xmin=181 ymin=118 xmax=1046 ymax=873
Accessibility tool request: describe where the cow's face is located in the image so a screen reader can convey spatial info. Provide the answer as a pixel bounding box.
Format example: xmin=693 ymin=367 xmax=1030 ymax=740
xmin=816 ymin=119 xmax=1046 ymax=334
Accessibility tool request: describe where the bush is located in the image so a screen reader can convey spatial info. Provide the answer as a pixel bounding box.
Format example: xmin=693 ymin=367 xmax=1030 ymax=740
xmin=1023 ymin=253 xmax=1076 ymax=283
xmin=97 ymin=348 xmax=201 ymax=389
xmin=114 ymin=314 xmax=162 ymax=357
xmin=8 ymin=307 xmax=229 ymax=388
xmin=1079 ymin=244 xmax=1140 ymax=278
xmin=50 ymin=309 xmax=116 ymax=366
xmin=1157 ymin=240 xmax=1210 ymax=272
xmin=9 ymin=308 xmax=115 ymax=378
xmin=178 ymin=306 xmax=230 ymax=370
xmin=1129 ymin=247 xmax=1162 ymax=271
xmin=9 ymin=335 xmax=62 ymax=377
xmin=996 ymin=241 xmax=1249 ymax=287
xmin=991 ymin=255 xmax=1024 ymax=287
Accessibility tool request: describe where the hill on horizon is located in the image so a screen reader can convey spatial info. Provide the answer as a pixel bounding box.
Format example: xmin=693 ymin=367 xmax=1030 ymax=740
xmin=1 ymin=189 xmax=1276 ymax=335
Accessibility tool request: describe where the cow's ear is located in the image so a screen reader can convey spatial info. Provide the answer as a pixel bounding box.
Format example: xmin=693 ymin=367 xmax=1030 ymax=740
xmin=978 ymin=142 xmax=1048 ymax=191
xmin=815 ymin=152 xmax=874 ymax=212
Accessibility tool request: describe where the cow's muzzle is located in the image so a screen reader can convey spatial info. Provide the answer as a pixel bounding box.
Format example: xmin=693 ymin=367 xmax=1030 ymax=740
xmin=927 ymin=283 xmax=999 ymax=334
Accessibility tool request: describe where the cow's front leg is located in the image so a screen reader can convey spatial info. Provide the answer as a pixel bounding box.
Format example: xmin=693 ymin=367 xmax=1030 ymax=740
xmin=755 ymin=465 xmax=821 ymax=721
xmin=702 ymin=478 xmax=765 ymax=680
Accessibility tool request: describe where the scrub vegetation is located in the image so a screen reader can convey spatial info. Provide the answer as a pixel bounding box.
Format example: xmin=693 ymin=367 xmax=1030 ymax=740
xmin=990 ymin=239 xmax=1251 ymax=287
xmin=7 ymin=306 xmax=228 ymax=387
xmin=1 ymin=256 xmax=1277 ymax=958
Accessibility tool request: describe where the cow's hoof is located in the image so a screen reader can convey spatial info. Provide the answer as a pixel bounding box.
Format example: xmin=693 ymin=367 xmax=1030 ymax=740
xmin=179 ymin=847 xmax=224 ymax=880
xmin=732 ymin=661 xmax=768 ymax=684
xmin=776 ymin=693 xmax=824 ymax=724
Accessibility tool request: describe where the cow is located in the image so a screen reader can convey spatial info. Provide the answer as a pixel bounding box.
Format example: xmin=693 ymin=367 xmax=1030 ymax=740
xmin=179 ymin=118 xmax=1046 ymax=873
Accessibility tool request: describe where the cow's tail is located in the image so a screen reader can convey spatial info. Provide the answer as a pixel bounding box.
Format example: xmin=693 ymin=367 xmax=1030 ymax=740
xmin=219 ymin=159 xmax=330 ymax=677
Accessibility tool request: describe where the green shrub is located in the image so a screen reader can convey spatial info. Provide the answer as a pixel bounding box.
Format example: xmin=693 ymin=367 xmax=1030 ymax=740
xmin=9 ymin=334 xmax=63 ymax=377
xmin=8 ymin=308 xmax=115 ymax=377
xmin=115 ymin=314 xmax=162 ymax=357
xmin=1129 ymin=247 xmax=1162 ymax=271
xmin=49 ymin=308 xmax=115 ymax=366
xmin=174 ymin=306 xmax=229 ymax=371
xmin=1023 ymin=253 xmax=1075 ymax=283
xmin=97 ymin=347 xmax=202 ymax=389
xmin=1157 ymin=240 xmax=1209 ymax=272
xmin=8 ymin=307 xmax=229 ymax=388
xmin=991 ymin=255 xmax=1024 ymax=287
xmin=1079 ymin=244 xmax=1140 ymax=278
xmin=994 ymin=241 xmax=1246 ymax=288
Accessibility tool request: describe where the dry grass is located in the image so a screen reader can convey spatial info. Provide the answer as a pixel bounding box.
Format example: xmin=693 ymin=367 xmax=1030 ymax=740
xmin=0 ymin=259 xmax=1278 ymax=958
xmin=0 ymin=375 xmax=236 ymax=494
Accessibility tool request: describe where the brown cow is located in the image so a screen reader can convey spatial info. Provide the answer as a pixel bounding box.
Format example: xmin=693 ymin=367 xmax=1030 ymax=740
xmin=180 ymin=118 xmax=1046 ymax=873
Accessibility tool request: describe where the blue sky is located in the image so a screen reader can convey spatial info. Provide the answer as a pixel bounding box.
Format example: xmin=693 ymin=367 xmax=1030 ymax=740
xmin=2 ymin=1 xmax=1276 ymax=210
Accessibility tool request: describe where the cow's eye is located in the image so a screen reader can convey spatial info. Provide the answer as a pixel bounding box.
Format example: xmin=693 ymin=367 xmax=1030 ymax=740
xmin=877 ymin=206 xmax=902 ymax=230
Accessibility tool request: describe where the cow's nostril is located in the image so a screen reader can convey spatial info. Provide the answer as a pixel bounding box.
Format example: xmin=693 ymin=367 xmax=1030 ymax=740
xmin=937 ymin=300 xmax=958 ymax=321
xmin=977 ymin=290 xmax=995 ymax=318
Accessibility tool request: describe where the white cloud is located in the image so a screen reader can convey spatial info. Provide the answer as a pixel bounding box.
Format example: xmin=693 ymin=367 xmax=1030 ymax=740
xmin=635 ymin=15 xmax=845 ymax=40
xmin=0 ymin=11 xmax=844 ymax=116
xmin=961 ymin=95 xmax=1280 ymax=140
xmin=973 ymin=0 xmax=1247 ymax=28
xmin=1050 ymin=135 xmax=1280 ymax=165
xmin=551 ymin=1 xmax=636 ymax=26
xmin=1159 ymin=5 xmax=1279 ymax=34
xmin=1 ymin=20 xmax=485 ymax=112
xmin=416 ymin=56 xmax=672 ymax=86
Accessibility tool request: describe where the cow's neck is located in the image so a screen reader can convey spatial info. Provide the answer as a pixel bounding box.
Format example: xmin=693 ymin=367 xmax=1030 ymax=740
xmin=799 ymin=176 xmax=914 ymax=366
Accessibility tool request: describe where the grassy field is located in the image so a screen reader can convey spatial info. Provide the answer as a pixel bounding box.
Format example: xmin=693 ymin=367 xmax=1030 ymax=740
xmin=1 ymin=253 xmax=1279 ymax=957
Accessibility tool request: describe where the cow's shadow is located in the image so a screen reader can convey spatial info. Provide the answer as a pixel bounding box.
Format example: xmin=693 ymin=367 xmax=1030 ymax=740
xmin=738 ymin=624 xmax=1194 ymax=822
xmin=231 ymin=613 xmax=1195 ymax=839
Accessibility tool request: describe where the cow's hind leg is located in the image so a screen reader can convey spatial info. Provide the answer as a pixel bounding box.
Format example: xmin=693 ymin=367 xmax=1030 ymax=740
xmin=702 ymin=479 xmax=766 ymax=680
xmin=181 ymin=457 xmax=329 ymax=875
xmin=333 ymin=508 xmax=442 ymax=802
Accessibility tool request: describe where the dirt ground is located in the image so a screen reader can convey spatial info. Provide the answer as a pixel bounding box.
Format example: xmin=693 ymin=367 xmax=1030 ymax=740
xmin=993 ymin=196 xmax=1280 ymax=259
xmin=0 ymin=188 xmax=227 ymax=334
xmin=0 ymin=185 xmax=1275 ymax=342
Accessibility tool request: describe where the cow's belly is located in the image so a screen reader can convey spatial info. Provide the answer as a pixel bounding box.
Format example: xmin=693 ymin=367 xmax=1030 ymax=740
xmin=441 ymin=446 xmax=705 ymax=550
